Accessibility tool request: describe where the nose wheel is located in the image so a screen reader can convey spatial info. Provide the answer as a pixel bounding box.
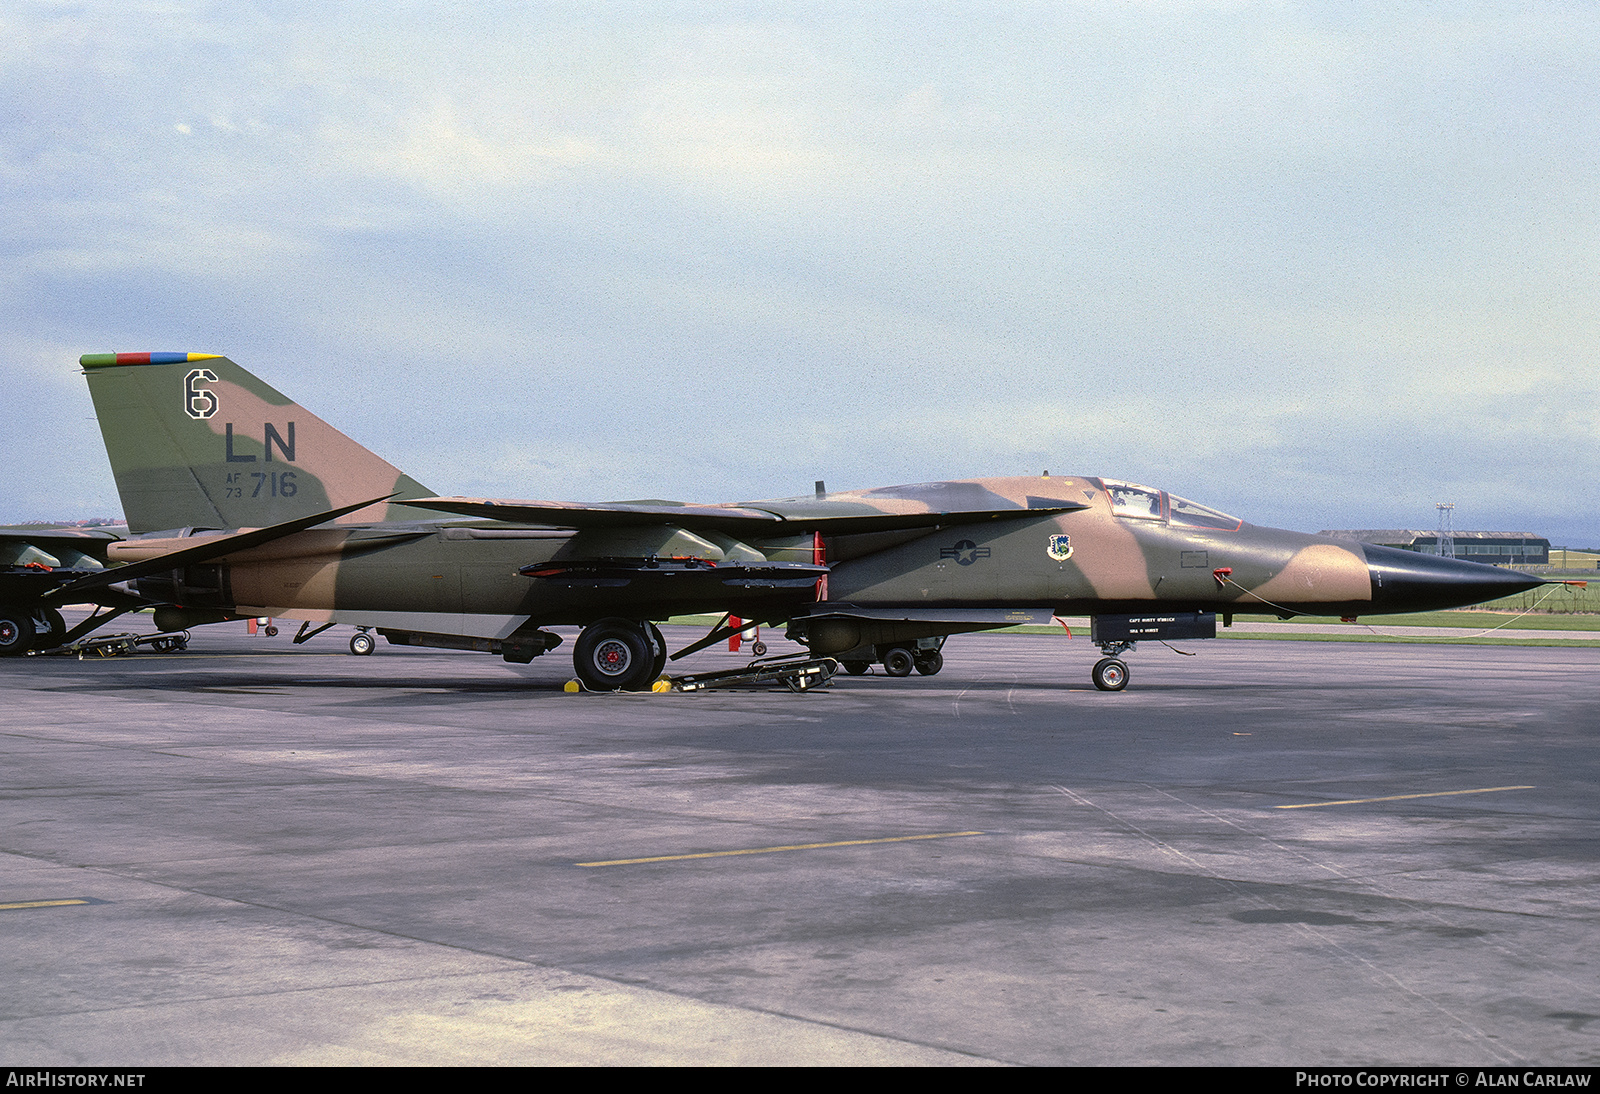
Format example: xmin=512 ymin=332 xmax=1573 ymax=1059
xmin=1091 ymin=657 xmax=1129 ymax=691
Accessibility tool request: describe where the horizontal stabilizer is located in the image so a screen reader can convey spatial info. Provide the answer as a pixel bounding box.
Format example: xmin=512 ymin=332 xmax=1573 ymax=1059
xmin=411 ymin=496 xmax=1085 ymax=534
xmin=45 ymin=495 xmax=393 ymax=603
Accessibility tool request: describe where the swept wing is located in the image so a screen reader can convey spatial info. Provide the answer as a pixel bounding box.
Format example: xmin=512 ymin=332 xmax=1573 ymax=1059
xmin=409 ymin=495 xmax=1089 ymax=535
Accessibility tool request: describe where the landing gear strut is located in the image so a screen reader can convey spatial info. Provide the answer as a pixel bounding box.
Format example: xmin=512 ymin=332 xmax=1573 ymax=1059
xmin=38 ymin=608 xmax=66 ymax=650
xmin=647 ymin=623 xmax=667 ymax=680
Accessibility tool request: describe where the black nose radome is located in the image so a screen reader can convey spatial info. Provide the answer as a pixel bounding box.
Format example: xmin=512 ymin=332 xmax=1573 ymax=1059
xmin=1361 ymin=543 xmax=1547 ymax=612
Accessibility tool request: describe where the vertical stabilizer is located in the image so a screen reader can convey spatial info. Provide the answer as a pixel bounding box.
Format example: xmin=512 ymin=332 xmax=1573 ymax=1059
xmin=80 ymin=352 xmax=436 ymax=533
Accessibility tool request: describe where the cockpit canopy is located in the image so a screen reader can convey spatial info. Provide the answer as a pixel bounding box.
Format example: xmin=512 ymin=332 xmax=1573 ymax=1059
xmin=1094 ymin=479 xmax=1241 ymax=531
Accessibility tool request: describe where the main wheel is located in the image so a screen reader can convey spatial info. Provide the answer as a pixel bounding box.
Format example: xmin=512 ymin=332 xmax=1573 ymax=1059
xmin=1091 ymin=657 xmax=1129 ymax=692
xmin=0 ymin=609 xmax=34 ymax=657
xmin=842 ymin=660 xmax=871 ymax=675
xmin=914 ymin=650 xmax=944 ymax=676
xmin=574 ymin=618 xmax=656 ymax=691
xmin=882 ymin=647 xmax=915 ymax=677
xmin=349 ymin=632 xmax=376 ymax=656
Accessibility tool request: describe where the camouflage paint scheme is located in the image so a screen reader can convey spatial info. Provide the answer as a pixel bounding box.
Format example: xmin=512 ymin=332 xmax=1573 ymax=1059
xmin=69 ymin=353 xmax=1545 ymax=688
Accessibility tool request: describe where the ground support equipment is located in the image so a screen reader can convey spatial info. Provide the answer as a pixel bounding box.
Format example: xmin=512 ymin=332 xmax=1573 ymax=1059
xmin=670 ymin=655 xmax=839 ymax=693
xmin=35 ymin=630 xmax=192 ymax=658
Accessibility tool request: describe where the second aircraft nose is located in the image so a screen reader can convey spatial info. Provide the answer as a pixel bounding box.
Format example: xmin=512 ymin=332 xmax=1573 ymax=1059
xmin=1360 ymin=543 xmax=1547 ymax=613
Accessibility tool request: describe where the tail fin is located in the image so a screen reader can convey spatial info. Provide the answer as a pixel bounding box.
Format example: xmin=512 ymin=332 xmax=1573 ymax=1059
xmin=80 ymin=352 xmax=436 ymax=533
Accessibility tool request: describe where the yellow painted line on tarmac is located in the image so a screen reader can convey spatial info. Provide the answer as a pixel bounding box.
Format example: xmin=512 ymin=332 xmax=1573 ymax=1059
xmin=1274 ymin=785 xmax=1534 ymax=810
xmin=0 ymin=899 xmax=91 ymax=911
xmin=578 ymin=830 xmax=984 ymax=867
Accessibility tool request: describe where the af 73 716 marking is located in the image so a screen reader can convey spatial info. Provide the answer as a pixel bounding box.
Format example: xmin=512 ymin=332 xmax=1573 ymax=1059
xmin=42 ymin=351 xmax=1546 ymax=691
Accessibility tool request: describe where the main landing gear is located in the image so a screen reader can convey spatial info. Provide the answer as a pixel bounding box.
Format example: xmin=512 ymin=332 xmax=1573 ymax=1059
xmin=572 ymin=618 xmax=667 ymax=692
xmin=0 ymin=606 xmax=67 ymax=656
xmin=840 ymin=638 xmax=945 ymax=678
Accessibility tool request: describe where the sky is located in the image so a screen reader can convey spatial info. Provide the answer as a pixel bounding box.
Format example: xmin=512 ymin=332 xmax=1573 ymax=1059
xmin=3 ymin=1 xmax=1597 ymax=544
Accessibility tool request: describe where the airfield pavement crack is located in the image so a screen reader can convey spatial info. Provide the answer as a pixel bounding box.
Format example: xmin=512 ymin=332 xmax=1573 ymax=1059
xmin=1050 ymin=784 xmax=1523 ymax=1065
xmin=1139 ymin=782 xmax=1600 ymax=1009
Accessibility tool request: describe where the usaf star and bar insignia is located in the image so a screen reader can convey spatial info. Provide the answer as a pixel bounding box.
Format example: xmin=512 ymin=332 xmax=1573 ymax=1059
xmin=940 ymin=540 xmax=991 ymax=566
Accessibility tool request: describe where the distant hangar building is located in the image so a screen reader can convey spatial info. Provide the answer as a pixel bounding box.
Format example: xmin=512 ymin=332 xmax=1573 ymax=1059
xmin=1318 ymin=530 xmax=1550 ymax=566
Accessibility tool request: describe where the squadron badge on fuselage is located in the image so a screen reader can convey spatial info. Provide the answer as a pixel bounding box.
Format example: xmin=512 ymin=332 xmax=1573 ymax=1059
xmin=1047 ymin=534 xmax=1073 ymax=561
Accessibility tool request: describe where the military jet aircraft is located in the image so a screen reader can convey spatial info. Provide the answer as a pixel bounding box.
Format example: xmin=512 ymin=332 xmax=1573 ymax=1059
xmin=55 ymin=351 xmax=1547 ymax=690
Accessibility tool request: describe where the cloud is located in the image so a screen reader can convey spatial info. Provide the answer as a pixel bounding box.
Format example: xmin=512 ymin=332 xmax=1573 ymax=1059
xmin=1 ymin=2 xmax=1596 ymax=544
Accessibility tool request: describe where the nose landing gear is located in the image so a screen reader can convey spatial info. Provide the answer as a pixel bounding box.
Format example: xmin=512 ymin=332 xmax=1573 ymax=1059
xmin=1083 ymin=613 xmax=1215 ymax=692
xmin=1090 ymin=639 xmax=1134 ymax=692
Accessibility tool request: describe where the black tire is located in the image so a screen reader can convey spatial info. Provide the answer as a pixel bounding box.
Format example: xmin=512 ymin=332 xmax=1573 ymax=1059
xmin=751 ymin=640 xmax=768 ymax=657
xmin=647 ymin=623 xmax=667 ymax=680
xmin=349 ymin=632 xmax=376 ymax=656
xmin=914 ymin=650 xmax=944 ymax=676
xmin=882 ymin=647 xmax=915 ymax=677
xmin=574 ymin=618 xmax=656 ymax=691
xmin=40 ymin=608 xmax=66 ymax=650
xmin=0 ymin=609 xmax=34 ymax=657
xmin=264 ymin=625 xmax=279 ymax=637
xmin=842 ymin=660 xmax=871 ymax=675
xmin=1092 ymin=658 xmax=1129 ymax=692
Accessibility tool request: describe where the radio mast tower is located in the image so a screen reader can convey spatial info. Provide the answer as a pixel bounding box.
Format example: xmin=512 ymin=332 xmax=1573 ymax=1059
xmin=1436 ymin=502 xmax=1456 ymax=559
